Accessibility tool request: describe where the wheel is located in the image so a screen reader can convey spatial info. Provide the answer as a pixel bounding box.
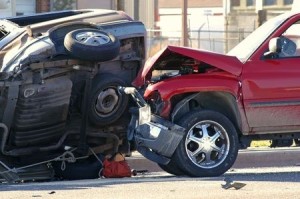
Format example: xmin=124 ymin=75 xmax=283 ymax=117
xmin=88 ymin=74 xmax=129 ymax=126
xmin=157 ymin=158 xmax=185 ymax=176
xmin=52 ymin=154 xmax=103 ymax=180
xmin=64 ymin=28 xmax=120 ymax=62
xmin=173 ymin=110 xmax=239 ymax=177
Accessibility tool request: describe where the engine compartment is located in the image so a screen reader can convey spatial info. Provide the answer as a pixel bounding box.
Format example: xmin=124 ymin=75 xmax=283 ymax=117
xmin=150 ymin=56 xmax=220 ymax=83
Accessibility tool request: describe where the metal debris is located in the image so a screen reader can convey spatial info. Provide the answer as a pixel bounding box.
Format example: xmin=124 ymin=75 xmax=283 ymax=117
xmin=131 ymin=169 xmax=149 ymax=176
xmin=222 ymin=177 xmax=246 ymax=190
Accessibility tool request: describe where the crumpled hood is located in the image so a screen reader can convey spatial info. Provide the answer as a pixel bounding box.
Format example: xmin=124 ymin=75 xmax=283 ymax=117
xmin=133 ymin=45 xmax=243 ymax=87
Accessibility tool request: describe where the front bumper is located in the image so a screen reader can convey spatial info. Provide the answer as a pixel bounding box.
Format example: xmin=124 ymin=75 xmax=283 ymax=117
xmin=135 ymin=113 xmax=185 ymax=164
xmin=121 ymin=87 xmax=185 ymax=165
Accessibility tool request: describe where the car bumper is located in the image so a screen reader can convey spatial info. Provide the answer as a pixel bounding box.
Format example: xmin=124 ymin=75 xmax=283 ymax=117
xmin=122 ymin=87 xmax=185 ymax=165
xmin=135 ymin=113 xmax=185 ymax=164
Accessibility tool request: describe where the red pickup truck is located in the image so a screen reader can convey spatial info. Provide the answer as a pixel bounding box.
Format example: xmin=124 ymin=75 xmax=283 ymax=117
xmin=125 ymin=11 xmax=300 ymax=177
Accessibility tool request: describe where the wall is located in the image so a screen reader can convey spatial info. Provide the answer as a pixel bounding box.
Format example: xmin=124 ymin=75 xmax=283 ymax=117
xmin=226 ymin=0 xmax=293 ymax=51
xmin=15 ymin=0 xmax=35 ymax=15
xmin=0 ymin=0 xmax=12 ymax=17
xmin=0 ymin=0 xmax=36 ymax=18
xmin=77 ymin=0 xmax=113 ymax=9
xmin=158 ymin=7 xmax=224 ymax=52
xmin=292 ymin=0 xmax=300 ymax=11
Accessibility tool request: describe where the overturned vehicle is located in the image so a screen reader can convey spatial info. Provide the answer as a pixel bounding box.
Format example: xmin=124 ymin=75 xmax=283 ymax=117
xmin=0 ymin=9 xmax=146 ymax=182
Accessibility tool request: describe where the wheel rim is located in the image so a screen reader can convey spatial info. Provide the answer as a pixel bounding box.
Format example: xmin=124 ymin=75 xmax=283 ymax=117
xmin=184 ymin=120 xmax=230 ymax=169
xmin=94 ymin=87 xmax=121 ymax=117
xmin=75 ymin=31 xmax=110 ymax=46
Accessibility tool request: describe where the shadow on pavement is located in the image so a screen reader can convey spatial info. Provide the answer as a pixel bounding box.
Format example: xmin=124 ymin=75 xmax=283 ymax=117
xmin=1 ymin=168 xmax=300 ymax=191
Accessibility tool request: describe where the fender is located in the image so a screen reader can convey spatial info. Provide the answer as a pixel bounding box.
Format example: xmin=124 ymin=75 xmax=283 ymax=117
xmin=144 ymin=72 xmax=250 ymax=133
xmin=144 ymin=73 xmax=240 ymax=102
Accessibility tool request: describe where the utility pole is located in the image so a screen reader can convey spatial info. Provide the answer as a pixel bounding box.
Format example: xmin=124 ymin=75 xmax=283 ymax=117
xmin=115 ymin=0 xmax=125 ymax=11
xmin=134 ymin=0 xmax=139 ymax=20
xmin=181 ymin=0 xmax=188 ymax=47
xmin=224 ymin=0 xmax=227 ymax=53
xmin=11 ymin=0 xmax=16 ymax=16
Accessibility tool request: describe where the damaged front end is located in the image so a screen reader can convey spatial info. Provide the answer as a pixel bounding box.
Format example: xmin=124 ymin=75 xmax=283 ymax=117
xmin=120 ymin=87 xmax=185 ymax=165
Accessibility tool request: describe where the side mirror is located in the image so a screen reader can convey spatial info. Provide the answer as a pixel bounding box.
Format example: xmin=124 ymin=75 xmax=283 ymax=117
xmin=264 ymin=36 xmax=296 ymax=59
xmin=264 ymin=37 xmax=281 ymax=59
xmin=268 ymin=37 xmax=281 ymax=53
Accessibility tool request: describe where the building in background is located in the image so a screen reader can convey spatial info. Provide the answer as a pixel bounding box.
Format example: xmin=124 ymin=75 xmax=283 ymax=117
xmin=149 ymin=0 xmax=295 ymax=55
xmin=292 ymin=0 xmax=300 ymax=11
xmin=0 ymin=0 xmax=111 ymax=17
xmin=0 ymin=0 xmax=297 ymax=55
xmin=0 ymin=0 xmax=157 ymax=30
xmin=0 ymin=0 xmax=36 ymax=18
xmin=157 ymin=0 xmax=224 ymax=53
xmin=225 ymin=0 xmax=294 ymax=51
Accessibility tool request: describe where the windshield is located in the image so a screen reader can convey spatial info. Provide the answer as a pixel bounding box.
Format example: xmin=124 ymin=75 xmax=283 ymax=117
xmin=227 ymin=12 xmax=294 ymax=62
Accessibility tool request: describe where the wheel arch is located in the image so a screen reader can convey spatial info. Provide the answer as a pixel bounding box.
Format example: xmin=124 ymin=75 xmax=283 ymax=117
xmin=171 ymin=91 xmax=243 ymax=134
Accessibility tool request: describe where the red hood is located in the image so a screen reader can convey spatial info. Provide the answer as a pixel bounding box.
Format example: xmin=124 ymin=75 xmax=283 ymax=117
xmin=133 ymin=45 xmax=243 ymax=87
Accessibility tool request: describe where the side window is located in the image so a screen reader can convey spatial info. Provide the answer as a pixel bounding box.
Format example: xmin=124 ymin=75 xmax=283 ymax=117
xmin=280 ymin=20 xmax=300 ymax=58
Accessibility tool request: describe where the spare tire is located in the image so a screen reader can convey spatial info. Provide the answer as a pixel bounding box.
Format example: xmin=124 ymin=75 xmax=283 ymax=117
xmin=64 ymin=28 xmax=120 ymax=62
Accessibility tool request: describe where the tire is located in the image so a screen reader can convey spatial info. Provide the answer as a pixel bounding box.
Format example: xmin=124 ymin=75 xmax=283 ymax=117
xmin=173 ymin=110 xmax=239 ymax=177
xmin=52 ymin=154 xmax=103 ymax=180
xmin=64 ymin=28 xmax=120 ymax=62
xmin=88 ymin=74 xmax=129 ymax=126
xmin=158 ymin=158 xmax=185 ymax=176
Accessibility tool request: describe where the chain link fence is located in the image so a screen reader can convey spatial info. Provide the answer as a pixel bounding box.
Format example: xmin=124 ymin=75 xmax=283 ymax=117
xmin=146 ymin=29 xmax=253 ymax=57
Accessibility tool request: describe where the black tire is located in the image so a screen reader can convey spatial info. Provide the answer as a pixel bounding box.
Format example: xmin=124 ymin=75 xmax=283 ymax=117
xmin=88 ymin=74 xmax=129 ymax=126
xmin=64 ymin=28 xmax=120 ymax=62
xmin=52 ymin=154 xmax=103 ymax=180
xmin=158 ymin=158 xmax=185 ymax=176
xmin=173 ymin=110 xmax=239 ymax=177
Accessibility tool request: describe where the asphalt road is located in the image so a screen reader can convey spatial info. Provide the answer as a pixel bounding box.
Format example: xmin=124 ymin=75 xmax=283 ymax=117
xmin=127 ymin=147 xmax=300 ymax=172
xmin=1 ymin=147 xmax=300 ymax=199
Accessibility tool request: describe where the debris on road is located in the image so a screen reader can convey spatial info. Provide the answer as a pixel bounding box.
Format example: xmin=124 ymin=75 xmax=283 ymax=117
xmin=222 ymin=177 xmax=246 ymax=190
xmin=131 ymin=169 xmax=149 ymax=176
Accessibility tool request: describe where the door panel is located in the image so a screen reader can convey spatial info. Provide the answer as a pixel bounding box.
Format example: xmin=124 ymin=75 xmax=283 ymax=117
xmin=242 ymin=58 xmax=300 ymax=128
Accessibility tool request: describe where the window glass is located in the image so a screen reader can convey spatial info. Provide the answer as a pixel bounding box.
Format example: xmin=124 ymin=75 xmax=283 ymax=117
xmin=227 ymin=13 xmax=288 ymax=62
xmin=247 ymin=0 xmax=255 ymax=6
xmin=263 ymin=0 xmax=277 ymax=5
xmin=279 ymin=20 xmax=300 ymax=57
xmin=284 ymin=0 xmax=293 ymax=5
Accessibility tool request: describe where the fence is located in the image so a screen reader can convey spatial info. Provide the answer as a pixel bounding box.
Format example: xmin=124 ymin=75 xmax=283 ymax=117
xmin=146 ymin=29 xmax=253 ymax=57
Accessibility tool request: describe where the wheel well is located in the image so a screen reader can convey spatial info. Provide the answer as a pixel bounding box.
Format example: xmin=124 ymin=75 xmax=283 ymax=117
xmin=171 ymin=92 xmax=242 ymax=133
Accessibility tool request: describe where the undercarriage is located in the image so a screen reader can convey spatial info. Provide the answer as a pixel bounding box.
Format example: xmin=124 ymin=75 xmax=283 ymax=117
xmin=0 ymin=11 xmax=146 ymax=183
